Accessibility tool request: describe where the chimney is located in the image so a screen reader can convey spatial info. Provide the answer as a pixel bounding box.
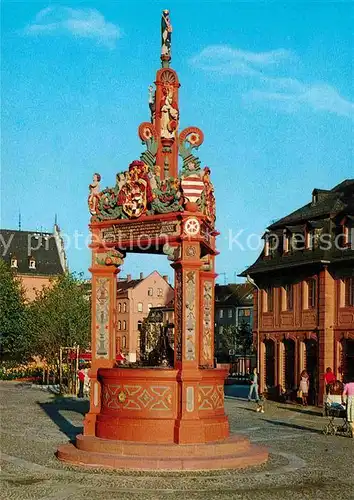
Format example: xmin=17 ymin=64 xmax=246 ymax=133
xmin=127 ymin=274 xmax=132 ymax=282
xmin=140 ymin=272 xmax=144 ymax=280
xmin=163 ymin=275 xmax=169 ymax=283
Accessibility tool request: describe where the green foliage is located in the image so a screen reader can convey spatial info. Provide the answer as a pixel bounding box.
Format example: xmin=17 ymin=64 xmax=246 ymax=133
xmin=237 ymin=321 xmax=253 ymax=356
xmin=216 ymin=323 xmax=253 ymax=362
xmin=219 ymin=325 xmax=238 ymax=353
xmin=0 ymin=259 xmax=30 ymax=361
xmin=27 ymin=273 xmax=91 ymax=366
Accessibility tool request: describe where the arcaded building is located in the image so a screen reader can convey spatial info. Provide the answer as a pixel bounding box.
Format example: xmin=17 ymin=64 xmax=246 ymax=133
xmin=241 ymin=180 xmax=354 ymax=404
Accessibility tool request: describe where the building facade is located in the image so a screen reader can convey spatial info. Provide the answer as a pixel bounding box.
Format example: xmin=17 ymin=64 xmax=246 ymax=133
xmin=214 ymin=283 xmax=254 ymax=363
xmin=0 ymin=225 xmax=67 ymax=301
xmin=116 ymin=271 xmax=174 ymax=361
xmin=139 ymin=302 xmax=174 ymax=361
xmin=241 ymin=180 xmax=354 ymax=404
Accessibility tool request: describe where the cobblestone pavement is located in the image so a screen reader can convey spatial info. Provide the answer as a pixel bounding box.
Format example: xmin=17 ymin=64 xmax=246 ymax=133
xmin=1 ymin=381 xmax=353 ymax=500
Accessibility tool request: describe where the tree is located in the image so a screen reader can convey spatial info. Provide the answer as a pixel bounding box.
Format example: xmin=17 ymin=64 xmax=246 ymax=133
xmin=236 ymin=321 xmax=253 ymax=357
xmin=215 ymin=325 xmax=238 ymax=362
xmin=0 ymin=259 xmax=30 ymax=361
xmin=215 ymin=323 xmax=253 ymax=363
xmin=27 ymin=273 xmax=91 ymax=368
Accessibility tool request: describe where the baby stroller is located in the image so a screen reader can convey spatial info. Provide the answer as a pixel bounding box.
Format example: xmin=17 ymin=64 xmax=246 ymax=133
xmin=322 ymin=402 xmax=351 ymax=436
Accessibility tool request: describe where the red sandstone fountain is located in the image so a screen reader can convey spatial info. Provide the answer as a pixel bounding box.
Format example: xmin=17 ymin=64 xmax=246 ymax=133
xmin=57 ymin=10 xmax=268 ymax=470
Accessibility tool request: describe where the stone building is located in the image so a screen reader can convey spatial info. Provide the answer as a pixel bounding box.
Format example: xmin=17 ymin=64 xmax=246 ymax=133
xmin=241 ymin=180 xmax=354 ymax=404
xmin=139 ymin=302 xmax=175 ymax=362
xmin=143 ymin=283 xmax=255 ymax=367
xmin=116 ymin=271 xmax=174 ymax=361
xmin=214 ymin=283 xmax=254 ymax=363
xmin=0 ymin=225 xmax=67 ymax=301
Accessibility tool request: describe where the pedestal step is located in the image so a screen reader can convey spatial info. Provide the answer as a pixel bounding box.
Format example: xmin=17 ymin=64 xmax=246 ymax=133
xmin=75 ymin=433 xmax=249 ymax=457
xmin=57 ymin=435 xmax=268 ymax=471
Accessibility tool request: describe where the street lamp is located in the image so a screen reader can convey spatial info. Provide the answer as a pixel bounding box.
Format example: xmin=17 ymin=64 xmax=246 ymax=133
xmin=246 ymin=274 xmax=260 ymax=374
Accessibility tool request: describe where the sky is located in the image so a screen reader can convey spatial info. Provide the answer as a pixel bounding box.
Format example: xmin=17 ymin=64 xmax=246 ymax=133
xmin=1 ymin=1 xmax=353 ymax=284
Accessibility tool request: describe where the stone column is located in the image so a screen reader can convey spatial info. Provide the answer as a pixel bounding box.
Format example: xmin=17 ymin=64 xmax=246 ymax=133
xmin=298 ymin=340 xmax=306 ymax=376
xmin=294 ymin=338 xmax=299 ymax=388
xmin=318 ymin=267 xmax=335 ymax=403
xmin=277 ymin=341 xmax=285 ymax=396
xmin=83 ymin=246 xmax=123 ymax=436
xmin=199 ymin=254 xmax=216 ymax=367
xmin=259 ymin=339 xmax=266 ymax=393
xmin=171 ymin=216 xmax=208 ymax=443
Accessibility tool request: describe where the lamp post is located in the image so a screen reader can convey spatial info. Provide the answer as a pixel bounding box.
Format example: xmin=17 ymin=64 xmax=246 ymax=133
xmin=246 ymin=275 xmax=260 ymax=375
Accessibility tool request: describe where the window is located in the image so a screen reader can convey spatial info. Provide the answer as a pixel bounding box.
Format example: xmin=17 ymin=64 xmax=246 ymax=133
xmin=219 ymin=309 xmax=223 ymax=319
xmin=283 ymin=232 xmax=290 ymax=253
xmin=118 ymin=320 xmax=121 ymax=330
xmin=309 ymin=228 xmax=322 ymax=249
xmin=264 ymin=237 xmax=269 ymax=257
xmin=228 ymin=309 xmax=233 ymax=318
xmin=118 ymin=303 xmax=122 ymax=313
xmin=345 ymin=278 xmax=354 ymax=307
xmin=291 ymin=233 xmax=305 ymax=251
xmin=157 ymin=288 xmax=163 ymax=297
xmin=348 ymin=225 xmax=354 ymax=249
xmin=268 ymin=235 xmax=278 ymax=257
xmin=307 ymin=279 xmax=317 ymax=309
xmin=266 ymin=288 xmax=273 ymax=312
xmin=122 ymin=336 xmax=127 ymax=348
xmin=123 ymin=303 xmax=127 ymax=313
xmin=123 ymin=320 xmax=126 ymax=330
xmin=29 ymin=258 xmax=36 ymax=269
xmin=285 ymin=284 xmax=293 ymax=311
xmin=137 ymin=302 xmax=143 ymax=312
xmin=10 ymin=257 xmax=18 ymax=268
xmin=148 ymin=287 xmax=153 ymax=296
xmin=219 ymin=326 xmax=223 ymax=335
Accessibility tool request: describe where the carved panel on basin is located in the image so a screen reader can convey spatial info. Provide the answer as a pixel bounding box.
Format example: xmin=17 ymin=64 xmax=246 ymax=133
xmin=198 ymin=384 xmax=224 ymax=410
xmin=102 ymin=383 xmax=173 ymax=411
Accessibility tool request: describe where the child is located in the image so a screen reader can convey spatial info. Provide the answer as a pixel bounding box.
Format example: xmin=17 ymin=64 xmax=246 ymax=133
xmin=299 ymin=370 xmax=310 ymax=406
xmin=256 ymin=393 xmax=265 ymax=413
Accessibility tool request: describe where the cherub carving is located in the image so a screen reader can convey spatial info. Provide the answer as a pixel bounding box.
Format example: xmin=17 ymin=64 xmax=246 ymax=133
xmin=88 ymin=173 xmax=101 ymax=215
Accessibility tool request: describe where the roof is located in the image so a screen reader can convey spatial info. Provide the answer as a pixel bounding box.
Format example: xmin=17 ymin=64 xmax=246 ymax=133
xmin=240 ymin=179 xmax=354 ymax=278
xmin=117 ymin=271 xmax=174 ymax=294
xmin=215 ymin=283 xmax=253 ymax=307
xmin=149 ymin=300 xmax=174 ymax=311
xmin=268 ymin=179 xmax=354 ymax=230
xmin=117 ymin=279 xmax=143 ymax=291
xmin=0 ymin=229 xmax=65 ymax=276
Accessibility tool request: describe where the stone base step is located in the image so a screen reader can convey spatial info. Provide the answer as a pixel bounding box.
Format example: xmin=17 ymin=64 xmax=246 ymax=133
xmin=57 ymin=435 xmax=268 ymax=471
xmin=75 ymin=433 xmax=251 ymax=457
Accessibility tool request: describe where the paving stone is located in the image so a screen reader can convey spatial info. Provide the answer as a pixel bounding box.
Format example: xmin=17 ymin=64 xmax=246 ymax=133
xmin=1 ymin=381 xmax=353 ymax=499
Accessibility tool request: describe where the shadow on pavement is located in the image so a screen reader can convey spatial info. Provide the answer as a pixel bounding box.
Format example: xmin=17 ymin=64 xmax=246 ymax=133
xmin=280 ymin=406 xmax=322 ymax=417
xmin=237 ymin=406 xmax=259 ymax=413
xmin=37 ymin=397 xmax=89 ymax=441
xmin=264 ymin=419 xmax=323 ymax=435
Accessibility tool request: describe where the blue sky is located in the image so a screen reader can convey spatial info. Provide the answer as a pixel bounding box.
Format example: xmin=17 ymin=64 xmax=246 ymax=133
xmin=2 ymin=1 xmax=353 ymax=283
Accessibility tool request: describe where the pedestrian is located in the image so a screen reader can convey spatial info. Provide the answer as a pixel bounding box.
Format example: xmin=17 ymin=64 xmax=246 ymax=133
xmin=342 ymin=376 xmax=354 ymax=438
xmin=324 ymin=367 xmax=336 ymax=394
xmin=77 ymin=366 xmax=85 ymax=398
xmin=83 ymin=365 xmax=90 ymax=397
xmin=248 ymin=367 xmax=259 ymax=402
xmin=299 ymin=370 xmax=310 ymax=406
